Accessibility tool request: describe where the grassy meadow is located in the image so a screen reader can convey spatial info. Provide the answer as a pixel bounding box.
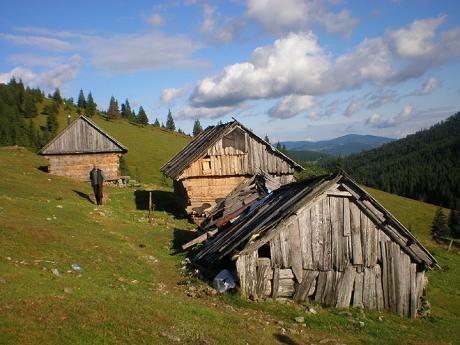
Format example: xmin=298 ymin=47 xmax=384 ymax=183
xmin=1 ymin=116 xmax=460 ymax=344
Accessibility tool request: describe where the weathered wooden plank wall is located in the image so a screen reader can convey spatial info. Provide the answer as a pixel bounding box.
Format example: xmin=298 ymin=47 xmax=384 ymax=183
xmin=45 ymin=153 xmax=120 ymax=181
xmin=236 ymin=185 xmax=427 ymax=318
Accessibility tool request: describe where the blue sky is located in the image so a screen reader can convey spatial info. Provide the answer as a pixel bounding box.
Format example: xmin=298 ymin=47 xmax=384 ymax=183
xmin=1 ymin=0 xmax=459 ymax=141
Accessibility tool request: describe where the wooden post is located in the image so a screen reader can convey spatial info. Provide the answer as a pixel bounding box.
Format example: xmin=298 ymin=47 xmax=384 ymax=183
xmin=148 ymin=191 xmax=152 ymax=223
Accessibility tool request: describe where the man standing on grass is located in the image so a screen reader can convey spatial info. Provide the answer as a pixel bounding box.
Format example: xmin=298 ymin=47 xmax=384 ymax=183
xmin=89 ymin=165 xmax=106 ymax=205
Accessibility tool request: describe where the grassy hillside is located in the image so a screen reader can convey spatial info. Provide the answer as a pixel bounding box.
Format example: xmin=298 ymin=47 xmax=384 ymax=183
xmin=1 ymin=147 xmax=460 ymax=344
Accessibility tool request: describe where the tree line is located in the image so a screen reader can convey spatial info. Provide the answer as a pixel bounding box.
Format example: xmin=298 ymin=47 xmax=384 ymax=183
xmin=345 ymin=112 xmax=460 ymax=209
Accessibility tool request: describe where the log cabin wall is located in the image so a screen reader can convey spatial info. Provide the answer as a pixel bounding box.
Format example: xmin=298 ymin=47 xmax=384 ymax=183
xmin=45 ymin=153 xmax=121 ymax=181
xmin=236 ymin=190 xmax=426 ymax=318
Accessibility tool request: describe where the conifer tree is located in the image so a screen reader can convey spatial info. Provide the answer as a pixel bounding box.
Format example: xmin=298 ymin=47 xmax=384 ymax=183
xmin=86 ymin=92 xmax=97 ymax=117
xmin=161 ymin=122 xmax=165 ymax=128
xmin=46 ymin=110 xmax=59 ymax=137
xmin=23 ymin=95 xmax=38 ymax=118
xmin=52 ymin=88 xmax=63 ymax=104
xmin=431 ymin=207 xmax=449 ymax=239
xmin=137 ymin=106 xmax=149 ymax=125
xmin=121 ymin=99 xmax=132 ymax=118
xmin=448 ymin=207 xmax=460 ymax=239
xmin=192 ymin=119 xmax=203 ymax=137
xmin=107 ymin=96 xmax=120 ymax=120
xmin=77 ymin=89 xmax=86 ymax=109
xmin=166 ymin=109 xmax=175 ymax=131
xmin=264 ymin=134 xmax=270 ymax=144
xmin=153 ymin=118 xmax=160 ymax=127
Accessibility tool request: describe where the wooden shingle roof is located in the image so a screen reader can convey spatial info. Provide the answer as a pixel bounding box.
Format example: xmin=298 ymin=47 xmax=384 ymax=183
xmin=39 ymin=115 xmax=127 ymax=155
xmin=193 ymin=172 xmax=437 ymax=269
xmin=160 ymin=120 xmax=303 ymax=179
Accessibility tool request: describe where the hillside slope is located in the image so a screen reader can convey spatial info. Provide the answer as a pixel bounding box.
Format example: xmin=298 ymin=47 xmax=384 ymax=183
xmin=346 ymin=112 xmax=460 ymax=208
xmin=1 ymin=147 xmax=459 ymax=345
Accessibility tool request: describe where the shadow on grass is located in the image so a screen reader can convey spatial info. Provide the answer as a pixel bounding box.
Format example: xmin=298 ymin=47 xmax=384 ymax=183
xmin=37 ymin=165 xmax=48 ymax=173
xmin=171 ymin=228 xmax=198 ymax=254
xmin=273 ymin=334 xmax=299 ymax=345
xmin=134 ymin=189 xmax=187 ymax=219
xmin=73 ymin=190 xmax=94 ymax=204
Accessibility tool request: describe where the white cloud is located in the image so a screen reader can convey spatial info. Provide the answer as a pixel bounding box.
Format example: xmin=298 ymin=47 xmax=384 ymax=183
xmin=84 ymin=32 xmax=205 ymax=73
xmin=175 ymin=105 xmax=238 ymax=120
xmin=366 ymin=89 xmax=400 ymax=109
xmin=246 ymin=0 xmax=358 ymax=37
xmin=366 ymin=104 xmax=414 ymax=128
xmin=413 ymin=77 xmax=440 ymax=95
xmin=268 ymin=95 xmax=315 ymax=119
xmin=146 ymin=13 xmax=164 ymax=27
xmin=188 ymin=16 xmax=460 ymax=110
xmin=388 ymin=15 xmax=445 ymax=58
xmin=199 ymin=4 xmax=244 ymax=43
xmin=308 ymin=100 xmax=339 ymax=120
xmin=343 ymin=98 xmax=361 ymax=117
xmin=0 ymin=55 xmax=81 ymax=89
xmin=366 ymin=112 xmax=382 ymax=125
xmin=160 ymin=84 xmax=191 ymax=103
xmin=0 ymin=33 xmax=74 ymax=51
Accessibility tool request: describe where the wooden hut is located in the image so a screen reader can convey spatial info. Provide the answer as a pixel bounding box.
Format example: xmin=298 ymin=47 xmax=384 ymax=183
xmin=39 ymin=115 xmax=128 ymax=181
xmin=192 ymin=172 xmax=437 ymax=318
xmin=160 ymin=120 xmax=303 ymax=217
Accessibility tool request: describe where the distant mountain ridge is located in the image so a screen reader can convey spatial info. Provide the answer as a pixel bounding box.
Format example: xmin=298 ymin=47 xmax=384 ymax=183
xmin=282 ymin=134 xmax=395 ymax=156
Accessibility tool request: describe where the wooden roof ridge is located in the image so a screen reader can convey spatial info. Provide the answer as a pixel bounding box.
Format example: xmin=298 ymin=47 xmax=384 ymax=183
xmin=160 ymin=119 xmax=303 ymax=179
xmin=39 ymin=115 xmax=128 ymax=155
xmin=193 ymin=172 xmax=437 ymax=268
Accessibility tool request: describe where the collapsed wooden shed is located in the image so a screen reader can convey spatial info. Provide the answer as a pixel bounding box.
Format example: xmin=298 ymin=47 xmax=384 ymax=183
xmin=39 ymin=115 xmax=128 ymax=181
xmin=160 ymin=120 xmax=303 ymax=217
xmin=192 ymin=172 xmax=437 ymax=318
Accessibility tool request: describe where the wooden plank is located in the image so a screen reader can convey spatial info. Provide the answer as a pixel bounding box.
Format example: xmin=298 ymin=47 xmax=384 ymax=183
xmin=330 ymin=197 xmax=339 ymax=270
xmin=322 ymin=198 xmax=332 ymax=271
xmin=236 ymin=255 xmax=247 ymax=298
xmin=311 ymin=203 xmax=322 ymax=270
xmin=279 ymin=227 xmax=289 ymax=268
xmin=343 ymin=197 xmax=351 ymax=236
xmin=380 ymin=241 xmax=389 ymax=309
xmin=298 ymin=208 xmax=314 ymax=269
xmin=278 ymin=278 xmax=295 ymax=297
xmin=269 ymin=235 xmax=282 ymax=267
xmin=388 ymin=243 xmax=396 ymax=313
xmin=256 ymin=259 xmax=271 ymax=298
xmin=315 ymin=271 xmax=327 ymax=303
xmin=415 ymin=271 xmax=425 ymax=311
xmin=403 ymin=253 xmax=411 ymax=317
xmin=247 ymin=251 xmax=258 ymax=299
xmin=272 ymin=267 xmax=280 ymax=300
xmin=350 ymin=202 xmax=363 ymax=265
xmin=294 ymin=270 xmax=319 ymax=302
xmin=288 ymin=221 xmax=303 ymax=282
xmin=327 ymin=191 xmax=353 ymax=197
xmin=374 ymin=265 xmax=384 ymax=311
xmin=323 ymin=271 xmax=336 ymax=305
xmin=336 ymin=197 xmax=345 ymax=271
xmin=360 ymin=211 xmax=368 ymax=267
xmin=410 ymin=263 xmax=417 ymax=319
xmin=336 ymin=265 xmax=356 ymax=308
xmin=352 ymin=271 xmax=364 ymax=308
xmin=393 ymin=243 xmax=404 ymax=316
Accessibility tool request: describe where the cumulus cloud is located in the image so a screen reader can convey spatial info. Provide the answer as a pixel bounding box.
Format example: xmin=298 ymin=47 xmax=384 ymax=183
xmin=246 ymin=0 xmax=358 ymax=37
xmin=388 ymin=15 xmax=445 ymax=58
xmin=366 ymin=104 xmax=414 ymax=128
xmin=366 ymin=89 xmax=400 ymax=109
xmin=175 ymin=105 xmax=238 ymax=120
xmin=308 ymin=100 xmax=339 ymax=120
xmin=268 ymin=95 xmax=315 ymax=119
xmin=343 ymin=98 xmax=361 ymax=117
xmin=188 ymin=16 xmax=460 ymax=111
xmin=0 ymin=55 xmax=81 ymax=89
xmin=160 ymin=84 xmax=191 ymax=103
xmin=199 ymin=4 xmax=244 ymax=43
xmin=145 ymin=13 xmax=164 ymax=27
xmin=0 ymin=33 xmax=74 ymax=51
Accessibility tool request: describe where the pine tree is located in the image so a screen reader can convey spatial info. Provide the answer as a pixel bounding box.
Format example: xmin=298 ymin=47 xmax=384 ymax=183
xmin=77 ymin=89 xmax=86 ymax=109
xmin=46 ymin=111 xmax=59 ymax=137
xmin=264 ymin=134 xmax=270 ymax=144
xmin=448 ymin=207 xmax=460 ymax=239
xmin=52 ymin=88 xmax=63 ymax=104
xmin=192 ymin=119 xmax=203 ymax=137
xmin=86 ymin=92 xmax=97 ymax=117
xmin=23 ymin=95 xmax=38 ymax=118
xmin=137 ymin=106 xmax=149 ymax=125
xmin=107 ymin=96 xmax=120 ymax=120
xmin=153 ymin=118 xmax=160 ymax=127
xmin=165 ymin=109 xmax=175 ymax=131
xmin=161 ymin=122 xmax=165 ymax=128
xmin=121 ymin=99 xmax=132 ymax=119
xmin=431 ymin=207 xmax=449 ymax=239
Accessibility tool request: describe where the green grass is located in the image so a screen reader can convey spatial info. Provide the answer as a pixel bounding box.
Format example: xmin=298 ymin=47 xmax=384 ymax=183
xmin=0 ymin=144 xmax=459 ymax=344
